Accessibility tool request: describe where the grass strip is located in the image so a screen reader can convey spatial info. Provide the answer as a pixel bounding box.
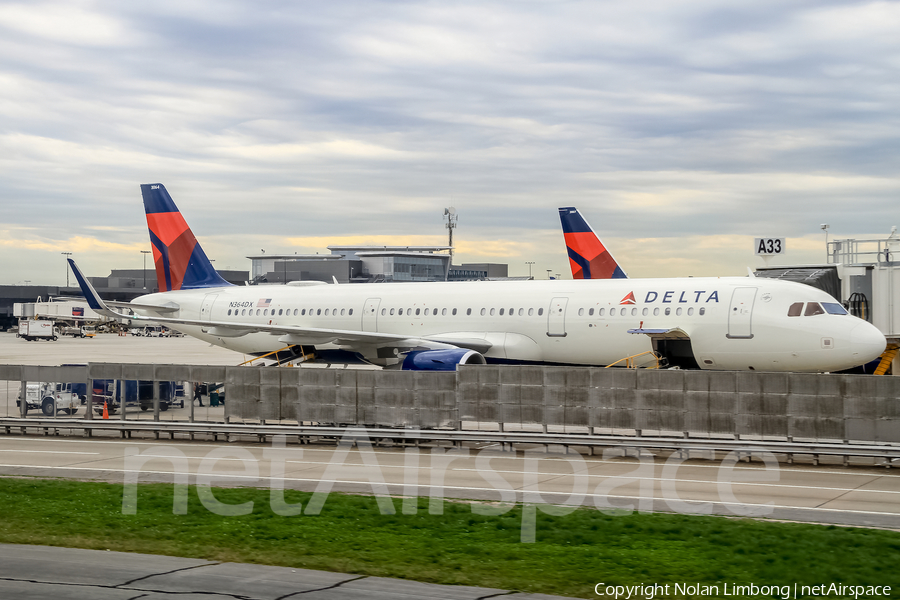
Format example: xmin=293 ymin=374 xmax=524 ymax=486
xmin=0 ymin=478 xmax=897 ymax=598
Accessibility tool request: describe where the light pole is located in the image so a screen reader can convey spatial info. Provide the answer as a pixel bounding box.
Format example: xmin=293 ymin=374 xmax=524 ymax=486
xmin=141 ymin=250 xmax=151 ymax=288
xmin=546 ymin=269 xmax=552 ymax=280
xmin=61 ymin=252 xmax=72 ymax=287
xmin=525 ymin=261 xmax=535 ymax=279
xmin=820 ymin=224 xmax=830 ymax=263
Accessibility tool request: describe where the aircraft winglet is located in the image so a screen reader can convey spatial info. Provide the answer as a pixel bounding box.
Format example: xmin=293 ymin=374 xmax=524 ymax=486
xmin=67 ymin=259 xmax=132 ymax=321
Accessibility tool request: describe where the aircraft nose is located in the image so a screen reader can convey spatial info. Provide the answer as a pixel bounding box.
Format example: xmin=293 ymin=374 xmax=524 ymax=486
xmin=850 ymin=321 xmax=886 ymax=362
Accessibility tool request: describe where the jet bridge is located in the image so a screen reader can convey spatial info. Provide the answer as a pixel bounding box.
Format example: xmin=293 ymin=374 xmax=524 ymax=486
xmin=755 ymin=233 xmax=900 ymax=374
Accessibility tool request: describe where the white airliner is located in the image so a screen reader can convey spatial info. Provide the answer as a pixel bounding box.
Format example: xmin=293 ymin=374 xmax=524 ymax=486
xmin=68 ymin=184 xmax=886 ymax=372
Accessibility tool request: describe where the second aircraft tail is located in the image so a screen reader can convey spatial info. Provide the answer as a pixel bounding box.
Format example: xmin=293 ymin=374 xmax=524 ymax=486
xmin=141 ymin=183 xmax=232 ymax=291
xmin=558 ymin=207 xmax=627 ymax=279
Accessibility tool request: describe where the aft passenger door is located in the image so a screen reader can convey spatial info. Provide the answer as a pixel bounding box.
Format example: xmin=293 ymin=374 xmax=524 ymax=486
xmin=362 ymin=298 xmax=381 ymax=332
xmin=200 ymin=294 xmax=218 ymax=321
xmin=727 ymin=287 xmax=756 ymax=339
xmin=547 ymin=297 xmax=568 ymax=337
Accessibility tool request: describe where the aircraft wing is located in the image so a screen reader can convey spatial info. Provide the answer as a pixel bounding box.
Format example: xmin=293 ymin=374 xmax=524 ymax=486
xmin=67 ymin=259 xmax=492 ymax=354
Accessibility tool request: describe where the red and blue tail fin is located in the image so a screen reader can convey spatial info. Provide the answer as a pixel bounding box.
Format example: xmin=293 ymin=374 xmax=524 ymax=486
xmin=141 ymin=183 xmax=232 ymax=291
xmin=558 ymin=207 xmax=627 ymax=279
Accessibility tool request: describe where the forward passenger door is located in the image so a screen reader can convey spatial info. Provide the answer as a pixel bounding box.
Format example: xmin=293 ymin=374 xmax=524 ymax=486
xmin=727 ymin=287 xmax=756 ymax=339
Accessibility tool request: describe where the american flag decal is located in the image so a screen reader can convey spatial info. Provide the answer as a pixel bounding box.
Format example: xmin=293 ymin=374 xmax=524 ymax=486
xmin=257 ymin=298 xmax=272 ymax=307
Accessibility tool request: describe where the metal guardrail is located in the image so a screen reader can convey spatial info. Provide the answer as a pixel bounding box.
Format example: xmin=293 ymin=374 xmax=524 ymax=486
xmin=2 ymin=417 xmax=897 ymax=466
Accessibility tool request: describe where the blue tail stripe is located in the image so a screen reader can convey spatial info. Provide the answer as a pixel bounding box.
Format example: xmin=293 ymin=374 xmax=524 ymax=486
xmin=141 ymin=183 xmax=179 ymax=214
xmin=182 ymin=245 xmax=230 ymax=289
xmin=566 ymin=246 xmax=592 ymax=279
xmin=147 ymin=230 xmax=173 ymax=291
xmin=558 ymin=207 xmax=592 ymax=234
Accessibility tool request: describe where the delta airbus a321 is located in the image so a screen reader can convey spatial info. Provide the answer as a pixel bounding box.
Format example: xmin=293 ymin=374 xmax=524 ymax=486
xmin=68 ymin=184 xmax=885 ymax=372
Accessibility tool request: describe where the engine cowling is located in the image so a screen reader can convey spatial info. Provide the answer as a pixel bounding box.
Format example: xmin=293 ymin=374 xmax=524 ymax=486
xmin=401 ymin=348 xmax=487 ymax=371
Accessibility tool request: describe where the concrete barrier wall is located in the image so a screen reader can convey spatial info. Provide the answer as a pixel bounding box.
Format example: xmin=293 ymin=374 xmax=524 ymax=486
xmin=1 ymin=363 xmax=898 ymax=443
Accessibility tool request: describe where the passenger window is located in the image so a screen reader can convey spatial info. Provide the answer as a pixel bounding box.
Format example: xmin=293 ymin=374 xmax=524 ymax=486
xmin=416 ymin=308 xmax=421 ymax=316
xmin=518 ymin=308 xmax=524 ymax=316
xmin=465 ymin=308 xmax=470 ymax=315
xmin=578 ymin=308 xmax=584 ymax=316
xmin=642 ymin=308 xmax=648 ymax=316
xmin=538 ymin=308 xmax=544 ymax=316
xmin=665 ymin=307 xmax=671 ymax=316
xmin=509 ymin=308 xmax=514 ymax=316
xmin=528 ymin=308 xmax=534 ymax=316
xmin=499 ymin=308 xmax=505 ymax=315
xmin=589 ymin=308 xmax=594 ymax=316
xmin=610 ymin=308 xmax=617 ymax=316
xmin=256 ymin=309 xmax=261 ymax=316
xmin=599 ymin=308 xmax=605 ymax=316
xmin=480 ymin=308 xmax=485 ymax=316
xmin=399 ymin=308 xmax=404 ymax=316
xmin=699 ymin=307 xmax=705 ymax=316
xmin=349 ymin=308 xmax=353 ymax=315
xmin=241 ymin=309 xmax=246 ymax=316
xmin=293 ymin=309 xmax=298 ymax=316
xmin=343 ymin=309 xmax=346 ymax=316
xmin=390 ymin=308 xmax=395 ymax=315
xmin=805 ymin=302 xmax=825 ymax=316
xmin=653 ymin=307 xmax=659 ymax=316
xmin=676 ymin=307 xmax=682 ymax=316
xmin=452 ymin=308 xmax=457 ymax=315
xmin=325 ymin=309 xmax=330 ymax=316
xmin=263 ymin=309 xmax=268 ymax=316
xmin=227 ymin=309 xmax=232 ymax=316
xmin=317 ymin=309 xmax=321 ymax=315
xmin=787 ymin=302 xmax=803 ymax=317
xmin=301 ymin=309 xmax=306 ymax=315
xmin=687 ymin=307 xmax=694 ymax=316
xmin=631 ymin=308 xmax=637 ymax=316
xmin=490 ymin=308 xmax=496 ymax=316
xmin=443 ymin=308 xmax=448 ymax=316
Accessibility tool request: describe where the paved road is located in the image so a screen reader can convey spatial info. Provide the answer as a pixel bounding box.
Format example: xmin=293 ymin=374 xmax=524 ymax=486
xmin=0 ymin=544 xmax=575 ymax=599
xmin=0 ymin=436 xmax=898 ymax=529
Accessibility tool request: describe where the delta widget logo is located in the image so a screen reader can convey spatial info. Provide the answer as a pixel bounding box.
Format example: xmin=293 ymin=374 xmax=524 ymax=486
xmin=619 ymin=292 xmax=636 ymax=305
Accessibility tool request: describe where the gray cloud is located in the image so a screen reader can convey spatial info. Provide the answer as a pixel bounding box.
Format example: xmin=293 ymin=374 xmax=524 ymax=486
xmin=0 ymin=0 xmax=898 ymax=283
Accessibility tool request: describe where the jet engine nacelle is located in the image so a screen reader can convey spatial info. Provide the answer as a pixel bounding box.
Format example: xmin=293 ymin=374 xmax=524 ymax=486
xmin=401 ymin=348 xmax=487 ymax=371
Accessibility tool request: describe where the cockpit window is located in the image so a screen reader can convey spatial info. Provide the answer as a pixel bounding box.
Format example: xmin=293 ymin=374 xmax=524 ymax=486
xmin=787 ymin=302 xmax=803 ymax=317
xmin=822 ymin=302 xmax=848 ymax=315
xmin=804 ymin=302 xmax=825 ymax=316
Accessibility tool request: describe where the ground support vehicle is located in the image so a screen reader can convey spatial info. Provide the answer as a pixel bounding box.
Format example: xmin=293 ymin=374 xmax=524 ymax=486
xmin=16 ymin=382 xmax=82 ymax=416
xmin=91 ymin=379 xmax=183 ymax=414
xmin=17 ymin=320 xmax=58 ymax=341
xmin=59 ymin=325 xmax=96 ymax=338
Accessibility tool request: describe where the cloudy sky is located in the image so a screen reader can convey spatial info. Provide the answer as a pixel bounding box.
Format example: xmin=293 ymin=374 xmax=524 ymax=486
xmin=1 ymin=0 xmax=898 ymax=285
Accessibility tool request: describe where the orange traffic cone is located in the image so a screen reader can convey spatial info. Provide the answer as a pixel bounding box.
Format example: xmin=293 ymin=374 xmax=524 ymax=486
xmin=102 ymin=402 xmax=109 ymax=420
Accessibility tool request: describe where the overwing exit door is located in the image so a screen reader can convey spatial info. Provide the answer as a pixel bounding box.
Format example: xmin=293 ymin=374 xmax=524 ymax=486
xmin=362 ymin=298 xmax=381 ymax=332
xmin=547 ymin=297 xmax=568 ymax=337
